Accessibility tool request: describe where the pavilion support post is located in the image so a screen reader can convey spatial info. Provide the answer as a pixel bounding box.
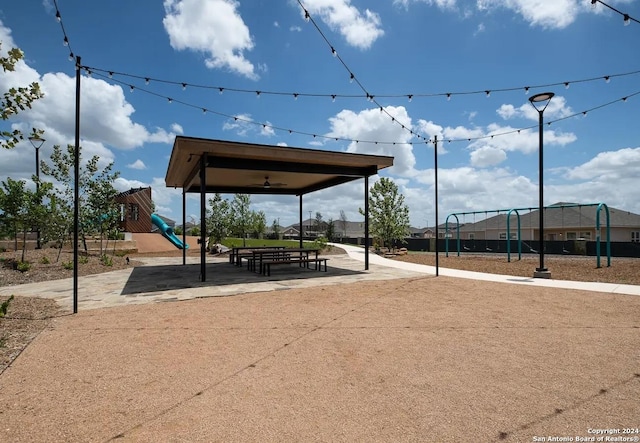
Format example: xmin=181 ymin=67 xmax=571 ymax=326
xmin=182 ymin=188 xmax=186 ymax=266
xmin=199 ymin=153 xmax=207 ymax=281
xmin=299 ymin=195 xmax=303 ymax=249
xmin=365 ymin=175 xmax=369 ymax=271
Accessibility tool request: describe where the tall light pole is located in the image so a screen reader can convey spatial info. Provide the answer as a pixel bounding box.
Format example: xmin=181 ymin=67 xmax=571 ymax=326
xmin=28 ymin=135 xmax=45 ymax=249
xmin=529 ymin=92 xmax=554 ymax=279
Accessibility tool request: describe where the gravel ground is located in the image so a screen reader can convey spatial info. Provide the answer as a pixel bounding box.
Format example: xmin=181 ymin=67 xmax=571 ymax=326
xmin=392 ymin=252 xmax=640 ymax=285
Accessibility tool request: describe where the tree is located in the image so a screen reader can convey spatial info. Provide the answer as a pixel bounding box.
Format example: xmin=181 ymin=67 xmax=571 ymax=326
xmin=339 ymin=210 xmax=348 ymax=238
xmin=0 ymin=177 xmax=52 ymax=261
xmin=1 ymin=43 xmax=44 ymax=150
xmin=325 ymin=218 xmax=336 ymax=242
xmin=314 ymin=211 xmax=324 ymax=235
xmin=229 ymin=194 xmax=251 ymax=246
xmin=206 ymin=193 xmax=231 ymax=244
xmin=40 ymin=144 xmax=120 ymax=252
xmin=251 ymin=210 xmax=267 ymax=239
xmin=271 ymin=219 xmax=280 ymax=240
xmin=359 ymin=177 xmax=410 ymax=251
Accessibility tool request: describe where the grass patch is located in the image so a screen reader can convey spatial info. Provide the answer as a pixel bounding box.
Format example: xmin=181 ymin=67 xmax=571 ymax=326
xmin=62 ymin=261 xmax=73 ymax=270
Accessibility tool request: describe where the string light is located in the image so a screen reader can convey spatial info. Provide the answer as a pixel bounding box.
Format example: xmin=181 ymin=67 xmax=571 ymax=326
xmin=564 ymin=82 xmax=570 ymax=89
xmin=53 ymin=0 xmax=76 ymax=63
xmin=83 ymin=64 xmax=640 ymax=103
xmin=591 ymin=0 xmax=640 ymax=25
xmin=604 ymin=76 xmax=610 ymax=83
xmin=181 ymin=83 xmax=187 ymax=90
xmin=93 ymin=64 xmax=640 ymax=147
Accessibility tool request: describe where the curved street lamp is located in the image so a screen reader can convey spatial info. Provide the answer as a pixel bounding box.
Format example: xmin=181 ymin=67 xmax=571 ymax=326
xmin=529 ymin=92 xmax=554 ymax=279
xmin=28 ymin=135 xmax=46 ymax=249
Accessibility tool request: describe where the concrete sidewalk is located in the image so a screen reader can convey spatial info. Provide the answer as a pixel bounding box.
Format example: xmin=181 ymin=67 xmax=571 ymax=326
xmin=334 ymin=243 xmax=640 ymax=296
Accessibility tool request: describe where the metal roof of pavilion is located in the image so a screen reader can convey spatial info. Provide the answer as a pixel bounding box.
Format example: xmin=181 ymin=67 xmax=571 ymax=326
xmin=165 ymin=136 xmax=394 ymax=195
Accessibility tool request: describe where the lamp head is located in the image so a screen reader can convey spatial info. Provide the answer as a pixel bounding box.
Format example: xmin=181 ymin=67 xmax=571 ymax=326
xmin=529 ymin=92 xmax=555 ymax=112
xmin=529 ymin=92 xmax=555 ymax=103
xmin=28 ymin=135 xmax=46 ymax=150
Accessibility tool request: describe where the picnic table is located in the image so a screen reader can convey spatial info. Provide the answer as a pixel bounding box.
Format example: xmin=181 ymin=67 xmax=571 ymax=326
xmin=230 ymin=246 xmax=286 ymax=266
xmin=246 ymin=248 xmax=328 ymax=276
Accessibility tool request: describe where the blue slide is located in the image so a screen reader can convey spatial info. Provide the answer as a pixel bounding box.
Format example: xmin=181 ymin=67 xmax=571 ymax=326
xmin=151 ymin=213 xmax=189 ymax=249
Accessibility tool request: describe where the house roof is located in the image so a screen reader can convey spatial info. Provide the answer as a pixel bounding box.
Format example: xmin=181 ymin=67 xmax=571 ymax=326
xmin=165 ymin=136 xmax=394 ymax=196
xmin=114 ymin=187 xmax=150 ymax=199
xmin=454 ymin=203 xmax=640 ymax=231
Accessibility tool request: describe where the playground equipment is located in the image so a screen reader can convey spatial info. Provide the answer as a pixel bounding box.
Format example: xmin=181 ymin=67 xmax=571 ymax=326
xmin=151 ymin=213 xmax=189 ymax=250
xmin=445 ymin=202 xmax=611 ymax=267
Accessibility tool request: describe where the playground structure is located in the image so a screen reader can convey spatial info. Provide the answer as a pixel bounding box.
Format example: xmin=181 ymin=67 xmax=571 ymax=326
xmin=445 ymin=203 xmax=611 ymax=268
xmin=151 ymin=213 xmax=189 ymax=250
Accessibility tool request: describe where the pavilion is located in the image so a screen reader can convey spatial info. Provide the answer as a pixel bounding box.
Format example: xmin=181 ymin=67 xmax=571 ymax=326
xmin=164 ymin=136 xmax=394 ymax=281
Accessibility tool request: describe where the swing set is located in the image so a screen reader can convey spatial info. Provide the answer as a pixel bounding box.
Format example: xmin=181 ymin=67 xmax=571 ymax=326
xmin=444 ymin=202 xmax=612 ymax=267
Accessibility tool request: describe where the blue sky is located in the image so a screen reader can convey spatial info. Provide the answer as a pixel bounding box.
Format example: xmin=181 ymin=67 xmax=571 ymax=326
xmin=1 ymin=0 xmax=639 ymax=228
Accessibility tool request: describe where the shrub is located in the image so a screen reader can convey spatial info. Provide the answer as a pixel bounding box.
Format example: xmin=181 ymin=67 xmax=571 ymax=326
xmin=17 ymin=261 xmax=30 ymax=272
xmin=79 ymin=255 xmax=89 ymax=264
xmin=100 ymin=254 xmax=113 ymax=267
xmin=40 ymin=256 xmax=51 ymax=264
xmin=0 ymin=295 xmax=14 ymax=317
xmin=312 ymin=236 xmax=328 ymax=251
xmin=62 ymin=261 xmax=73 ymax=270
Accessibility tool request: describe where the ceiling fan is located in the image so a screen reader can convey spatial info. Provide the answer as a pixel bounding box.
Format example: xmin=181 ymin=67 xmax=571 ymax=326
xmin=251 ymin=176 xmax=287 ymax=189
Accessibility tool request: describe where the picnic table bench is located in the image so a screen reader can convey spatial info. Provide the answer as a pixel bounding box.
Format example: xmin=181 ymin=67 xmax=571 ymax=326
xmin=260 ymin=256 xmax=329 ymax=276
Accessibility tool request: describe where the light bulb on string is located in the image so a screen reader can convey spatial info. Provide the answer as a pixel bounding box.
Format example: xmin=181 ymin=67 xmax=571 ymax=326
xmin=145 ymin=78 xmax=150 ymax=85
xmin=446 ymin=93 xmax=451 ymax=101
xmin=485 ymin=90 xmax=491 ymax=98
xmin=407 ymin=94 xmax=413 ymax=102
xmin=604 ymin=76 xmax=610 ymax=83
xmin=182 ymin=83 xmax=187 ymax=91
xmin=331 ymin=95 xmax=336 ymax=102
xmin=130 ymin=85 xmax=135 ymax=93
xmin=624 ymin=14 xmax=630 ymax=26
xmin=564 ymin=82 xmax=570 ymax=89
xmin=293 ymin=93 xmax=299 ymax=100
xmin=304 ymin=10 xmax=310 ymax=22
xmin=349 ymin=73 xmax=354 ymax=83
xmin=524 ymin=87 xmax=530 ymax=95
xmin=68 ymin=52 xmax=74 ymax=61
xmin=56 ymin=10 xmax=61 ymax=22
xmin=591 ymin=0 xmax=597 ymax=9
xmin=202 ymin=108 xmax=207 ymax=114
xmin=108 ymin=72 xmax=113 ymax=78
xmin=331 ymin=47 xmax=337 ymax=57
xmin=256 ymin=91 xmax=261 ymax=98
xmin=168 ymin=98 xmax=172 ymax=104
xmin=63 ymin=36 xmax=69 ymax=46
xmin=219 ymin=88 xmax=224 ymax=94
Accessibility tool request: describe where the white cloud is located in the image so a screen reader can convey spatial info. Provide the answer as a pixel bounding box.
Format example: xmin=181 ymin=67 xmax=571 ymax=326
xmin=470 ymin=145 xmax=507 ymax=167
xmin=222 ymin=113 xmax=275 ymax=138
xmin=327 ymin=106 xmax=417 ymax=175
xmin=163 ymin=0 xmax=259 ymax=79
xmin=566 ymin=147 xmax=640 ymax=181
xmin=274 ymin=21 xmax=280 ymax=28
xmin=171 ymin=123 xmax=184 ymax=134
xmin=127 ymin=159 xmax=147 ymax=170
xmin=290 ymin=25 xmax=302 ymax=32
xmin=276 ymin=142 xmax=288 ymax=147
xmin=302 ymin=0 xmax=384 ymax=49
xmin=16 ymin=73 xmax=178 ymax=150
xmin=396 ymin=0 xmax=597 ymax=29
xmin=393 ymin=0 xmax=456 ymax=9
